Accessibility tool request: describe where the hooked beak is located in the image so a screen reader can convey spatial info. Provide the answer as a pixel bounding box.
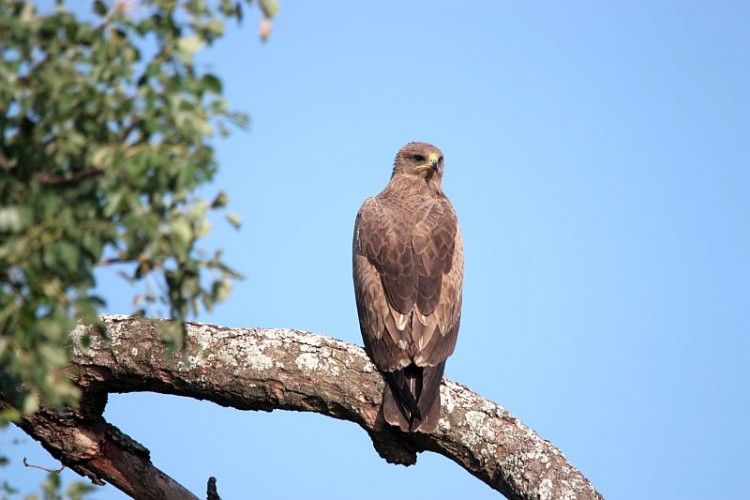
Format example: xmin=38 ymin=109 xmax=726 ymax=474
xmin=428 ymin=152 xmax=439 ymax=172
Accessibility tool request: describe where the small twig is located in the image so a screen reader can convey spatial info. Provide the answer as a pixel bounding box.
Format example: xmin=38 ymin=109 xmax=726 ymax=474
xmin=23 ymin=457 xmax=66 ymax=473
xmin=1 ymin=155 xmax=104 ymax=186
xmin=121 ymin=117 xmax=142 ymax=144
xmin=17 ymin=55 xmax=51 ymax=85
xmin=100 ymin=256 xmax=135 ymax=266
xmin=33 ymin=167 xmax=104 ymax=186
xmin=92 ymin=0 xmax=130 ymax=33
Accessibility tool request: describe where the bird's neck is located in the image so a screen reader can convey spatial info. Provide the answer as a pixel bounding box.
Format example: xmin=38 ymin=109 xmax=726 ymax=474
xmin=385 ymin=174 xmax=444 ymax=198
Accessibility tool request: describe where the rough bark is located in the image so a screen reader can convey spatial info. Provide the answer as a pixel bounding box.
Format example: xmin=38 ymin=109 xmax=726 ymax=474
xmin=6 ymin=315 xmax=603 ymax=500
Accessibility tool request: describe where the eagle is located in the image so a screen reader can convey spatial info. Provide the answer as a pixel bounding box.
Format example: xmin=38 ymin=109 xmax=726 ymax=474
xmin=353 ymin=142 xmax=463 ymax=433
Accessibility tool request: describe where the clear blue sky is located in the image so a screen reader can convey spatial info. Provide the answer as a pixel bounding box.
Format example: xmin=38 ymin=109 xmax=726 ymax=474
xmin=4 ymin=1 xmax=749 ymax=499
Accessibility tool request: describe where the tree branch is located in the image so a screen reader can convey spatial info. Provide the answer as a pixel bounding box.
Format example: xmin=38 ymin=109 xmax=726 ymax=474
xmin=1 ymin=394 xmax=198 ymax=499
xmin=6 ymin=315 xmax=602 ymax=499
xmin=0 ymin=150 xmax=105 ymax=186
xmin=33 ymin=167 xmax=104 ymax=186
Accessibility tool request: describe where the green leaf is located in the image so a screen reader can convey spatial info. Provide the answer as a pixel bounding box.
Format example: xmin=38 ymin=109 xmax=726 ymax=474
xmin=35 ymin=318 xmax=66 ymax=343
xmin=201 ymin=74 xmax=223 ymax=94
xmin=177 ymin=35 xmax=204 ymax=59
xmin=22 ymin=394 xmax=39 ymax=415
xmin=259 ymin=0 xmax=280 ymax=19
xmin=211 ymin=191 xmax=229 ymax=208
xmin=204 ymin=18 xmax=224 ymax=37
xmin=0 ymin=409 xmax=21 ymax=426
xmin=169 ymin=217 xmax=193 ymax=251
xmin=0 ymin=206 xmax=31 ymax=232
xmin=212 ymin=277 xmax=232 ymax=303
xmin=226 ymin=213 xmax=242 ymax=229
xmin=66 ymin=479 xmax=96 ymax=500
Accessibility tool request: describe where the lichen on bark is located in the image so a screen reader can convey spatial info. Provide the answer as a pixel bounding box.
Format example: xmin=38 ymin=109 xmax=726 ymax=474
xmin=6 ymin=315 xmax=603 ymax=500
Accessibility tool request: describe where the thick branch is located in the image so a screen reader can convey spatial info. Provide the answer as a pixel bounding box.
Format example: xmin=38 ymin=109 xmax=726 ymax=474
xmin=1 ymin=397 xmax=197 ymax=499
xmin=10 ymin=315 xmax=602 ymax=499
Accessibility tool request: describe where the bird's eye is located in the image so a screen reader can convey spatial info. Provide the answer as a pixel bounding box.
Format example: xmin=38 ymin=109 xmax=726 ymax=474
xmin=413 ymin=154 xmax=425 ymax=162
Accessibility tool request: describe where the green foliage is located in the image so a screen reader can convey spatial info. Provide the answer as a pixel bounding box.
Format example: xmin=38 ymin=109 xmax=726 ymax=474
xmin=0 ymin=429 xmax=94 ymax=499
xmin=26 ymin=471 xmax=94 ymax=500
xmin=0 ymin=470 xmax=94 ymax=500
xmin=0 ymin=1 xmax=275 ymax=415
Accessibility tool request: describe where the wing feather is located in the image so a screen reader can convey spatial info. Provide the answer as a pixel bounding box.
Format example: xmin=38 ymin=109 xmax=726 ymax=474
xmin=353 ymin=199 xmax=412 ymax=371
xmin=414 ymin=224 xmax=463 ymax=366
xmin=359 ymin=199 xmax=417 ymax=314
xmin=413 ymin=199 xmax=458 ymax=315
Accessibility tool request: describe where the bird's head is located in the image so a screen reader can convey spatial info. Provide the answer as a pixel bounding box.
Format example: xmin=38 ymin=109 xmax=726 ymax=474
xmin=392 ymin=142 xmax=444 ymax=183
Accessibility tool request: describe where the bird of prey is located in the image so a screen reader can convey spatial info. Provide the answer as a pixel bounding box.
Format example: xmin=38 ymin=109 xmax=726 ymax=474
xmin=353 ymin=142 xmax=463 ymax=433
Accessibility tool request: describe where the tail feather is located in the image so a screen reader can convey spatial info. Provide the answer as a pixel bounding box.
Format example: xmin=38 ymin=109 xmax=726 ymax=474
xmin=382 ymin=362 xmax=445 ymax=433
xmin=417 ymin=362 xmax=444 ymax=422
xmin=384 ymin=366 xmax=422 ymax=422
xmin=382 ymin=383 xmax=411 ymax=432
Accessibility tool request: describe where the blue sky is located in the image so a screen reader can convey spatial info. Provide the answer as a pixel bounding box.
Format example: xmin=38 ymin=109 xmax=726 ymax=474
xmin=4 ymin=1 xmax=750 ymax=499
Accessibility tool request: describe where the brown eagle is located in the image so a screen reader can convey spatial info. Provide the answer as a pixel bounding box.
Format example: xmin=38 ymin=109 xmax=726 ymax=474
xmin=353 ymin=142 xmax=463 ymax=433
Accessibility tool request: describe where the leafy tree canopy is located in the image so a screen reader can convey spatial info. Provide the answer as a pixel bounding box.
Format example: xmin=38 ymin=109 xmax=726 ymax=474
xmin=0 ymin=0 xmax=277 ymax=420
